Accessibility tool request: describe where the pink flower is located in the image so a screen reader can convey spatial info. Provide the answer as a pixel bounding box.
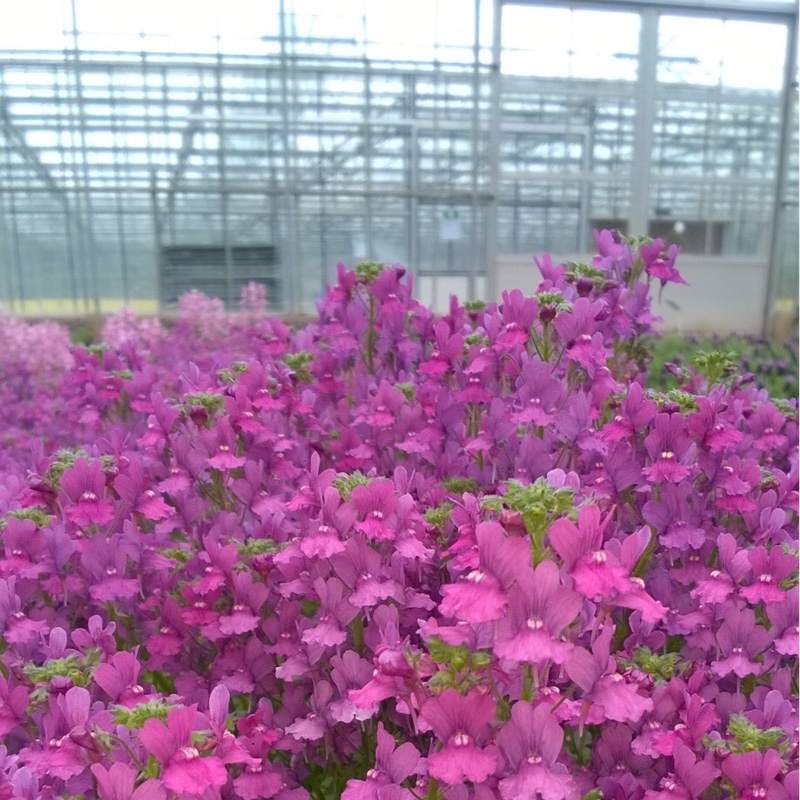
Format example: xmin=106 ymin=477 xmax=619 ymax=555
xmin=140 ymin=706 xmax=229 ymax=795
xmin=91 ymin=762 xmax=167 ymax=800
xmin=60 ymin=457 xmax=115 ymax=526
xmin=421 ymin=688 xmax=498 ymax=785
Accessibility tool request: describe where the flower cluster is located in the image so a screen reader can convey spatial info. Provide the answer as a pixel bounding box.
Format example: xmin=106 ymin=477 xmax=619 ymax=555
xmin=0 ymin=233 xmax=796 ymax=800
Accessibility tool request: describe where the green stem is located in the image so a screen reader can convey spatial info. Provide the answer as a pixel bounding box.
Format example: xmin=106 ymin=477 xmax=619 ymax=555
xmin=366 ymin=294 xmax=376 ymax=375
xmin=521 ymin=664 xmax=534 ymax=702
xmin=350 ymin=617 xmax=365 ymax=657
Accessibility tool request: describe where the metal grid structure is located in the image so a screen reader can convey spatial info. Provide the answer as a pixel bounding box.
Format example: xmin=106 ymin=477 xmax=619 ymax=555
xmin=0 ymin=0 xmax=797 ymax=327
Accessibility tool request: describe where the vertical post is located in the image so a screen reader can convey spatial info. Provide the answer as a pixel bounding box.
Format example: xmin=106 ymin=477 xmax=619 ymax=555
xmin=485 ymin=0 xmax=502 ymax=303
xmin=150 ymin=171 xmax=164 ymax=311
xmin=279 ymin=0 xmax=298 ymax=312
xmin=364 ymin=59 xmax=374 ymax=260
xmin=628 ymin=8 xmax=659 ymax=239
xmin=407 ymin=74 xmax=419 ymax=280
xmin=763 ymin=13 xmax=798 ymax=338
xmin=217 ymin=51 xmax=234 ymax=309
xmin=469 ymin=0 xmax=481 ymax=301
xmin=70 ymin=0 xmax=101 ymax=316
xmin=579 ymin=104 xmax=595 ymax=251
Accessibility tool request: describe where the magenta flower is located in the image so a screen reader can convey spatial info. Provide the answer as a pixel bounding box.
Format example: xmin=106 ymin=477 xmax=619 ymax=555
xmin=90 ymin=762 xmax=167 ymax=800
xmin=690 ymin=532 xmax=750 ymax=605
xmin=60 ymin=457 xmax=115 ymax=526
xmin=599 ymin=382 xmax=657 ymax=443
xmin=497 ymin=702 xmax=576 ymax=800
xmin=740 ymin=545 xmax=795 ymax=605
xmin=351 ymin=479 xmax=399 ymax=540
xmin=0 ymin=517 xmax=48 ymax=579
xmin=217 ymin=571 xmax=269 ymax=636
xmin=549 ymin=505 xmax=630 ymax=600
xmin=0 ymin=672 xmax=28 ymax=737
xmin=711 ymin=607 xmax=773 ymax=678
xmin=0 ymin=576 xmax=49 ymax=645
xmin=140 ymin=705 xmax=229 ymax=795
xmin=767 ymin=586 xmax=798 ymax=656
xmin=421 ymin=688 xmax=498 ymax=785
xmin=721 ymin=749 xmax=788 ymax=800
xmin=640 ymin=239 xmax=686 ymax=287
xmin=440 ymin=521 xmax=531 ymax=624
xmin=93 ymin=650 xmax=152 ymax=707
xmin=114 ymin=460 xmax=172 ymax=521
xmin=645 ymin=741 xmax=717 ymax=799
xmin=301 ymin=577 xmax=358 ymax=648
xmin=566 ymin=625 xmax=653 ymax=726
xmin=331 ymin=537 xmax=402 ymax=609
xmin=343 ymin=722 xmax=422 ymax=800
xmin=642 ymin=413 xmax=695 ymax=484
xmin=300 ymin=486 xmax=356 ymax=558
xmin=494 ymin=560 xmax=581 ymax=664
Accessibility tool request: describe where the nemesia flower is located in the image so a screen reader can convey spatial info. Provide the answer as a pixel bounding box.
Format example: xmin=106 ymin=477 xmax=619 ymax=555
xmin=60 ymin=457 xmax=115 ymax=526
xmin=494 ymin=560 xmax=581 ymax=664
xmin=721 ymin=749 xmax=787 ymax=800
xmin=549 ymin=504 xmax=630 ymax=600
xmin=710 ymin=607 xmax=773 ymax=678
xmin=440 ymin=521 xmax=530 ymax=623
xmin=566 ymin=625 xmax=653 ymax=725
xmin=497 ymin=702 xmax=576 ymax=800
xmin=140 ymin=705 xmax=228 ymax=795
xmin=421 ymin=688 xmax=498 ymax=785
xmin=90 ymin=762 xmax=167 ymax=800
xmin=351 ymin=479 xmax=399 ymax=541
xmin=343 ymin=722 xmax=421 ymax=800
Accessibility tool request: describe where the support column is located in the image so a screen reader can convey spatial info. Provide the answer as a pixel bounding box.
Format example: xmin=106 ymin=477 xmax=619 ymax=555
xmin=763 ymin=12 xmax=798 ymax=337
xmin=485 ymin=0 xmax=502 ymax=304
xmin=629 ymin=8 xmax=659 ymax=239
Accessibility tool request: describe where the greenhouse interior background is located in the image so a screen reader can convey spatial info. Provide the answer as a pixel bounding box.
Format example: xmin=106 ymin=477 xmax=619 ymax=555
xmin=0 ymin=0 xmax=797 ymax=336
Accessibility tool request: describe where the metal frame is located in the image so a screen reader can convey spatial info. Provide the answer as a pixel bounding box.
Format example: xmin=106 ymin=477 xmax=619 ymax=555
xmin=0 ymin=0 xmax=796 ymax=324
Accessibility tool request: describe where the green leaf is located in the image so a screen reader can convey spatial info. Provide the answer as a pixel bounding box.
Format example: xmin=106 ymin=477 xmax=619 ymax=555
xmin=332 ymin=471 xmax=372 ymax=501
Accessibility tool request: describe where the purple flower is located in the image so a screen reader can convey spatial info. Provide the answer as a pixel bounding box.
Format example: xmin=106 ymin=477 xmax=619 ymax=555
xmin=549 ymin=505 xmax=630 ymax=600
xmin=740 ymin=545 xmax=795 ymax=605
xmin=721 ymin=749 xmax=788 ymax=800
xmin=494 ymin=560 xmax=581 ymax=664
xmin=301 ymin=577 xmax=358 ymax=648
xmin=566 ymin=625 xmax=653 ymax=726
xmin=60 ymin=457 xmax=115 ymax=526
xmin=645 ymin=741 xmax=718 ymax=799
xmin=140 ymin=705 xmax=229 ymax=795
xmin=90 ymin=762 xmax=167 ymax=800
xmin=93 ymin=650 xmax=151 ymax=707
xmin=352 ymin=479 xmax=399 ymax=541
xmin=642 ymin=413 xmax=696 ymax=484
xmin=421 ymin=688 xmax=498 ymax=785
xmin=343 ymin=722 xmax=422 ymax=800
xmin=497 ymin=702 xmax=576 ymax=800
xmin=710 ymin=607 xmax=773 ymax=678
xmin=440 ymin=521 xmax=531 ymax=624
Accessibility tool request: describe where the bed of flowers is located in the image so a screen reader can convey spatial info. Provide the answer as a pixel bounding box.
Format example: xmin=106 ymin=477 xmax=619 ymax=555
xmin=0 ymin=231 xmax=797 ymax=800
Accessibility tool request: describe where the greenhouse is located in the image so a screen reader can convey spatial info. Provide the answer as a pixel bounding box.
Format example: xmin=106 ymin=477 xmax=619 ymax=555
xmin=0 ymin=0 xmax=797 ymax=331
xmin=1 ymin=3 xmax=799 ymax=799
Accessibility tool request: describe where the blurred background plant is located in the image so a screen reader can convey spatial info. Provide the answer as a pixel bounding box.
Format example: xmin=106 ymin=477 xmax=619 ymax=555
xmin=647 ymin=333 xmax=798 ymax=398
